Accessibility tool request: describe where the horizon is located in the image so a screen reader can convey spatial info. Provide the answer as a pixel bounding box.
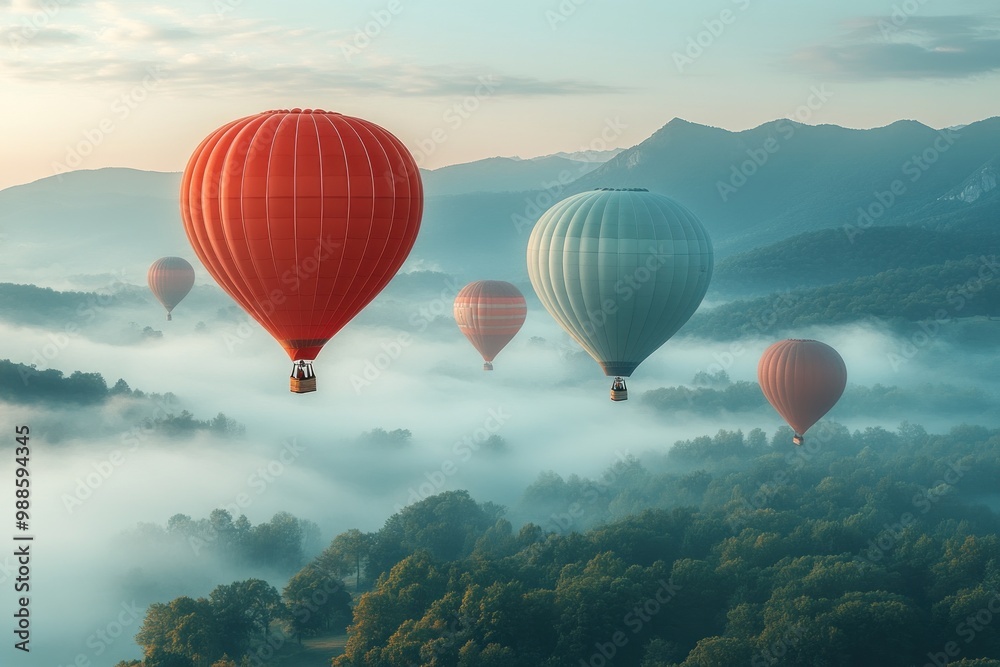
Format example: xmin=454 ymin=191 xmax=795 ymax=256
xmin=3 ymin=113 xmax=997 ymax=192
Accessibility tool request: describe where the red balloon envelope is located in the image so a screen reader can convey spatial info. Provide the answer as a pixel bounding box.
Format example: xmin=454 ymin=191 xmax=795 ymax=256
xmin=757 ymin=339 xmax=847 ymax=445
xmin=453 ymin=281 xmax=527 ymax=370
xmin=148 ymin=256 xmax=195 ymax=321
xmin=180 ymin=109 xmax=423 ymax=392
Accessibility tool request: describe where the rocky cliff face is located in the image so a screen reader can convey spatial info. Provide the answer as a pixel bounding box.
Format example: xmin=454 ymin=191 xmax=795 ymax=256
xmin=940 ymin=157 xmax=999 ymax=204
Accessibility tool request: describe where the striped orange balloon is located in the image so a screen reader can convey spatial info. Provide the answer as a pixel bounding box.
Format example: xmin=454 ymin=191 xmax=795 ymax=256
xmin=180 ymin=109 xmax=423 ymax=365
xmin=454 ymin=281 xmax=526 ymax=370
xmin=757 ymin=339 xmax=847 ymax=445
xmin=148 ymin=257 xmax=195 ymax=320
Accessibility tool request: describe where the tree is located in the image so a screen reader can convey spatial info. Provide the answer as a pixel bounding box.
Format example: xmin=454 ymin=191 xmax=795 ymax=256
xmin=209 ymin=579 xmax=282 ymax=656
xmin=135 ymin=597 xmax=221 ymax=665
xmin=246 ymin=512 xmax=304 ymax=571
xmin=143 ymin=650 xmax=194 ymax=667
xmin=323 ymin=529 xmax=373 ymax=591
xmin=282 ymin=564 xmax=351 ymax=639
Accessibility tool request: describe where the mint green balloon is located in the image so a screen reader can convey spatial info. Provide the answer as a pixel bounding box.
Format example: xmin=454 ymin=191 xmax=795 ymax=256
xmin=526 ymin=189 xmax=713 ymax=378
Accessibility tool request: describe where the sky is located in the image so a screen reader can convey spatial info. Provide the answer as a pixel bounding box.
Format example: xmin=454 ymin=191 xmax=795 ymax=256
xmin=1 ymin=0 xmax=999 ymax=191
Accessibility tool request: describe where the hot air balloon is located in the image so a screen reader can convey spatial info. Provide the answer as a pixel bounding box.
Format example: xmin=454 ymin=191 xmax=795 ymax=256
xmin=148 ymin=257 xmax=195 ymax=321
xmin=180 ymin=109 xmax=423 ymax=393
xmin=454 ymin=281 xmax=527 ymax=371
xmin=526 ymin=188 xmax=713 ymax=400
xmin=757 ymin=339 xmax=847 ymax=445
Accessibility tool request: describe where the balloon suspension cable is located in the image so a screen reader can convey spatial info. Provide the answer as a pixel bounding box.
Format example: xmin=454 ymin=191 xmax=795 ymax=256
xmin=290 ymin=361 xmax=317 ymax=394
xmin=610 ymin=376 xmax=628 ymax=402
xmin=792 ymin=434 xmax=804 ymax=446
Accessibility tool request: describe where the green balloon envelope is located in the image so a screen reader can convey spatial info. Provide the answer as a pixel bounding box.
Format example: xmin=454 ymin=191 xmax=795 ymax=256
xmin=526 ymin=189 xmax=713 ymax=379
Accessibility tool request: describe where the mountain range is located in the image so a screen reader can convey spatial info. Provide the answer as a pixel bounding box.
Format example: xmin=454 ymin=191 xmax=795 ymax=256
xmin=2 ymin=117 xmax=997 ymax=286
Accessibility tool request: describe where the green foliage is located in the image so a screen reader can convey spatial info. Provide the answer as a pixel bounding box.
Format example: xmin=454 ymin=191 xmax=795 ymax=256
xmin=0 ymin=359 xmax=245 ymax=438
xmin=134 ymin=423 xmax=1000 ymax=666
xmin=684 ymin=255 xmax=1000 ymax=339
xmin=0 ymin=281 xmax=143 ymax=326
xmin=125 ymin=510 xmax=317 ymax=579
xmin=140 ymin=410 xmax=245 ymax=439
xmin=712 ymin=226 xmax=1000 ymax=295
xmin=209 ymin=579 xmax=282 ymax=657
xmin=640 ymin=379 xmax=1000 ymax=423
xmin=358 ymin=427 xmax=413 ymax=447
xmin=0 ymin=359 xmax=110 ymax=404
xmin=325 ymin=423 xmax=1000 ymax=666
xmin=282 ymin=563 xmax=352 ymax=638
xmin=134 ymin=580 xmax=283 ymax=667
xmin=366 ymin=490 xmax=505 ymax=585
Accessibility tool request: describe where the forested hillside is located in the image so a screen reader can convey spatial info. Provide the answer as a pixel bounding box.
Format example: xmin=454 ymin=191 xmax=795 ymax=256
xmin=711 ymin=227 xmax=1000 ymax=295
xmin=122 ymin=422 xmax=1000 ymax=666
xmin=685 ymin=256 xmax=1000 ymax=339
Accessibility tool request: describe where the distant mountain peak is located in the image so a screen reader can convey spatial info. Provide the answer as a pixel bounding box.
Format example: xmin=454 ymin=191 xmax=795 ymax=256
xmin=542 ymin=148 xmax=623 ymax=163
xmin=881 ymin=118 xmax=934 ymax=131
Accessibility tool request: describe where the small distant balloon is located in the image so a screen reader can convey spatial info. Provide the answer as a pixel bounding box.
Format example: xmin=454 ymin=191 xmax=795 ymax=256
xmin=757 ymin=339 xmax=847 ymax=445
xmin=454 ymin=281 xmax=526 ymax=371
xmin=148 ymin=257 xmax=195 ymax=321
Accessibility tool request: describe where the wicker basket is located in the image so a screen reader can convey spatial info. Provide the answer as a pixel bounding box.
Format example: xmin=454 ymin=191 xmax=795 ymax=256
xmin=290 ymin=377 xmax=317 ymax=394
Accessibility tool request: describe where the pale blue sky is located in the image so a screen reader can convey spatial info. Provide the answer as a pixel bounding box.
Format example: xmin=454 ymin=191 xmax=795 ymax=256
xmin=0 ymin=0 xmax=998 ymax=189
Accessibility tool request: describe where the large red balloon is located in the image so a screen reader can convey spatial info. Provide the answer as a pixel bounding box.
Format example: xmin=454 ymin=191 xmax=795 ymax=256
xmin=180 ymin=109 xmax=423 ymax=367
xmin=757 ymin=339 xmax=847 ymax=444
xmin=453 ymin=281 xmax=526 ymax=370
xmin=148 ymin=257 xmax=195 ymax=320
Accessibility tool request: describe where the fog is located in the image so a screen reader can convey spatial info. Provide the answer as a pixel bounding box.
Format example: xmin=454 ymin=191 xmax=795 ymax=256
xmin=1 ymin=269 xmax=998 ymax=664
